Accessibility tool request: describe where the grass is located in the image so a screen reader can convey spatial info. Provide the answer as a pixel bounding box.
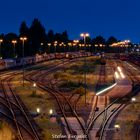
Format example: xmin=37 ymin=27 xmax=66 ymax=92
xmin=13 ymin=76 xmax=61 ymax=140
xmin=0 ymin=121 xmax=16 ymax=140
xmin=114 ymin=91 xmax=140 ymax=140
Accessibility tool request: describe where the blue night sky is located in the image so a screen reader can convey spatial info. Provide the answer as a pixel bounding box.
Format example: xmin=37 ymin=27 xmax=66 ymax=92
xmin=0 ymin=0 xmax=140 ymax=42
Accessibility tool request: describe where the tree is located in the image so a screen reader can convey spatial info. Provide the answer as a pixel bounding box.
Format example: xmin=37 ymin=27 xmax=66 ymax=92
xmin=29 ymin=18 xmax=46 ymax=55
xmin=106 ymin=36 xmax=118 ymax=46
xmin=92 ymin=36 xmax=106 ymax=52
xmin=19 ymin=21 xmax=31 ymax=56
xmin=106 ymin=36 xmax=118 ymax=52
xmin=3 ymin=33 xmax=18 ymax=58
xmin=47 ymin=30 xmax=54 ymax=43
xmin=61 ymin=30 xmax=69 ymax=43
xmin=19 ymin=21 xmax=29 ymax=37
xmin=92 ymin=36 xmax=106 ymax=45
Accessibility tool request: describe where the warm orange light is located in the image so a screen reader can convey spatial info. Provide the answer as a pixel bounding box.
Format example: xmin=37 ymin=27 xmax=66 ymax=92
xmin=73 ymin=40 xmax=79 ymax=43
xmin=12 ymin=40 xmax=17 ymax=44
xmin=80 ymin=33 xmax=84 ymax=37
xmin=80 ymin=33 xmax=90 ymax=37
xmin=47 ymin=43 xmax=51 ymax=46
xmin=0 ymin=39 xmax=3 ymax=43
xmin=20 ymin=37 xmax=27 ymax=41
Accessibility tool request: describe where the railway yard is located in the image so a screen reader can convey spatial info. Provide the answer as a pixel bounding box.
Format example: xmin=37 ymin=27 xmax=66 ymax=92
xmin=0 ymin=53 xmax=139 ymax=140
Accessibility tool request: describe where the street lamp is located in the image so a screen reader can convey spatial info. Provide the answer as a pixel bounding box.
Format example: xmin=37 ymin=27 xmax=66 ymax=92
xmin=54 ymin=41 xmax=58 ymax=53
xmin=80 ymin=33 xmax=90 ymax=106
xmin=47 ymin=43 xmax=51 ymax=53
xmin=20 ymin=37 xmax=27 ymax=87
xmin=12 ymin=40 xmax=17 ymax=58
xmin=36 ymin=107 xmax=40 ymax=114
xmin=73 ymin=40 xmax=79 ymax=52
xmin=80 ymin=33 xmax=89 ymax=51
xmin=131 ymin=97 xmax=136 ymax=102
xmin=0 ymin=39 xmax=3 ymax=59
xmin=33 ymin=82 xmax=37 ymax=95
xmin=114 ymin=124 xmax=120 ymax=131
xmin=49 ymin=109 xmax=53 ymax=115
xmin=40 ymin=42 xmax=44 ymax=54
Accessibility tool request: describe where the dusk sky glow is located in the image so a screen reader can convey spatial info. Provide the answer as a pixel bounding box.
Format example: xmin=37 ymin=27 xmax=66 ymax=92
xmin=0 ymin=0 xmax=140 ymax=42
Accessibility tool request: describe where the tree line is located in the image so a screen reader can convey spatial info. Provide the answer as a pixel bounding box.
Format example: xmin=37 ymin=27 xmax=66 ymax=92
xmin=0 ymin=18 xmax=124 ymax=59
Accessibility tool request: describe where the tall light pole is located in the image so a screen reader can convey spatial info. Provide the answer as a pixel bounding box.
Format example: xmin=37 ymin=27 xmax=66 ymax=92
xmin=47 ymin=43 xmax=51 ymax=53
xmin=40 ymin=42 xmax=44 ymax=54
xmin=80 ymin=33 xmax=89 ymax=106
xmin=0 ymin=39 xmax=3 ymax=59
xmin=20 ymin=37 xmax=27 ymax=87
xmin=12 ymin=40 xmax=17 ymax=58
xmin=54 ymin=41 xmax=58 ymax=53
xmin=73 ymin=40 xmax=79 ymax=52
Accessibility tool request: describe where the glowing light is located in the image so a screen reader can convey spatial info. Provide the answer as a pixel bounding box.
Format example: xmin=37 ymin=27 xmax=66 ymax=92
xmin=120 ymin=71 xmax=125 ymax=79
xmin=33 ymin=82 xmax=36 ymax=87
xmin=131 ymin=97 xmax=136 ymax=102
xmin=20 ymin=37 xmax=27 ymax=41
xmin=49 ymin=109 xmax=53 ymax=115
xmin=80 ymin=33 xmax=90 ymax=37
xmin=73 ymin=40 xmax=79 ymax=43
xmin=117 ymin=66 xmax=122 ymax=72
xmin=96 ymin=83 xmax=117 ymax=96
xmin=36 ymin=108 xmax=40 ymax=114
xmin=0 ymin=39 xmax=3 ymax=43
xmin=115 ymin=71 xmax=119 ymax=79
xmin=114 ymin=124 xmax=120 ymax=129
xmin=48 ymin=43 xmax=51 ymax=46
xmin=12 ymin=40 xmax=17 ymax=44
xmin=80 ymin=33 xmax=84 ymax=37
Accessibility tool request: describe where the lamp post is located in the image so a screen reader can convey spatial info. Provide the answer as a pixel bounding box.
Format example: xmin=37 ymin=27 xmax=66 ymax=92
xmin=80 ymin=33 xmax=89 ymax=106
xmin=20 ymin=37 xmax=27 ymax=87
xmin=0 ymin=39 xmax=3 ymax=59
xmin=12 ymin=40 xmax=17 ymax=58
xmin=33 ymin=82 xmax=37 ymax=95
xmin=54 ymin=41 xmax=58 ymax=53
xmin=47 ymin=43 xmax=51 ymax=53
xmin=73 ymin=40 xmax=79 ymax=52
xmin=40 ymin=42 xmax=44 ymax=54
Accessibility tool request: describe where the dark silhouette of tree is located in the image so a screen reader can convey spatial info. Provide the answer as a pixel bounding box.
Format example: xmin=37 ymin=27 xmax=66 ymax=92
xmin=29 ymin=18 xmax=46 ymax=55
xmin=106 ymin=36 xmax=118 ymax=52
xmin=54 ymin=33 xmax=62 ymax=42
xmin=19 ymin=21 xmax=31 ymax=56
xmin=92 ymin=36 xmax=106 ymax=45
xmin=106 ymin=36 xmax=118 ymax=45
xmin=47 ymin=30 xmax=54 ymax=43
xmin=3 ymin=33 xmax=18 ymax=58
xmin=92 ymin=36 xmax=106 ymax=52
xmin=61 ymin=31 xmax=69 ymax=43
xmin=19 ymin=21 xmax=29 ymax=37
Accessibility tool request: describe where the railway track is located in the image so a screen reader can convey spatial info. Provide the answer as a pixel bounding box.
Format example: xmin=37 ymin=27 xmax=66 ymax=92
xmin=0 ymin=74 xmax=41 ymax=140
xmin=121 ymin=61 xmax=140 ymax=140
xmin=95 ymin=65 xmax=106 ymax=92
xmin=25 ymin=58 xmax=89 ymax=139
